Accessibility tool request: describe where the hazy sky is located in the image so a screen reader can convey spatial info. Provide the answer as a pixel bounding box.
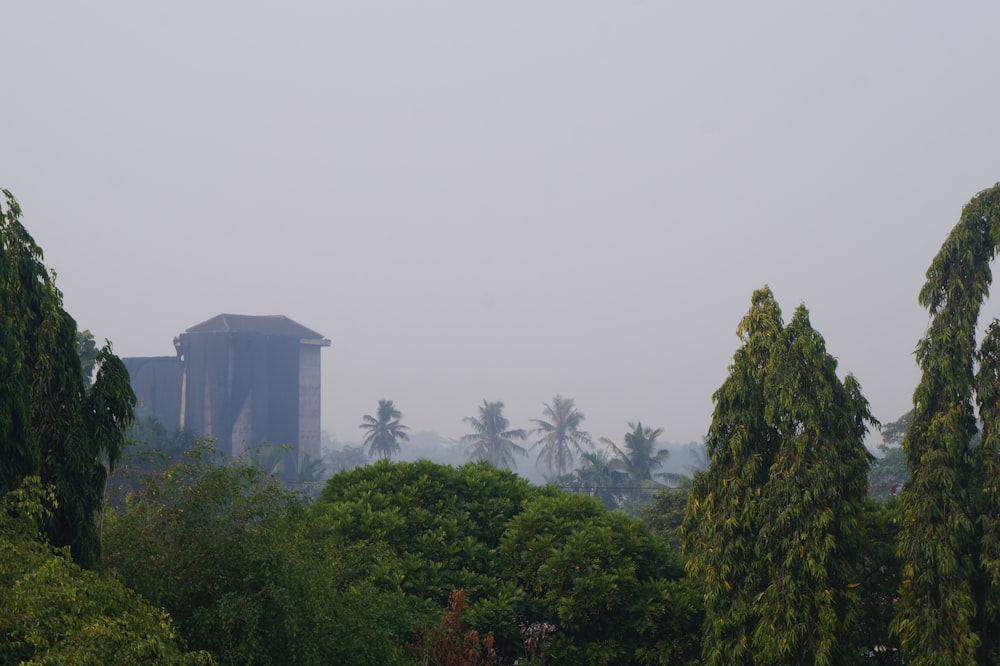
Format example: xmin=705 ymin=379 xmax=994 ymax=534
xmin=4 ymin=2 xmax=1000 ymax=447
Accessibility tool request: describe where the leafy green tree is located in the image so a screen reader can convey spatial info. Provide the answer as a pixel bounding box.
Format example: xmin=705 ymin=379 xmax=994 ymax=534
xmin=360 ymin=398 xmax=410 ymax=460
xmin=462 ymin=400 xmax=527 ymax=469
xmin=640 ymin=487 xmax=689 ymax=558
xmin=529 ymin=395 xmax=593 ymax=477
xmin=682 ymin=286 xmax=875 ymax=666
xmin=313 ymin=460 xmax=702 ymax=663
xmin=0 ymin=478 xmax=213 ymax=665
xmin=0 ymin=189 xmax=136 ymax=568
xmin=881 ymin=410 xmax=911 ymax=447
xmin=499 ymin=492 xmax=703 ymax=665
xmin=893 ymin=184 xmax=1000 ymax=665
xmin=867 ymin=411 xmax=909 ymax=501
xmin=852 ymin=498 xmax=904 ymax=665
xmin=313 ymin=459 xmax=540 ymax=604
xmin=104 ymin=449 xmax=419 ymax=665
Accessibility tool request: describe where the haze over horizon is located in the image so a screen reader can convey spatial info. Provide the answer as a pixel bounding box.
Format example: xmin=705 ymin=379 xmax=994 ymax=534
xmin=4 ymin=2 xmax=1000 ymax=448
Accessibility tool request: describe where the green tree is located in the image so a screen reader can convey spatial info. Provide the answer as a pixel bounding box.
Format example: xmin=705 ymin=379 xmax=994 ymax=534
xmin=893 ymin=183 xmax=1000 ymax=665
xmin=500 ymin=492 xmax=702 ymax=665
xmin=104 ymin=448 xmax=419 ymax=665
xmin=312 ymin=459 xmax=702 ymax=663
xmin=462 ymin=400 xmax=527 ymax=469
xmin=682 ymin=286 xmax=875 ymax=666
xmin=852 ymin=498 xmax=904 ymax=665
xmin=0 ymin=478 xmax=213 ymax=665
xmin=868 ymin=412 xmax=910 ymax=502
xmin=640 ymin=487 xmax=689 ymax=558
xmin=529 ymin=395 xmax=593 ymax=477
xmin=0 ymin=189 xmax=136 ymax=568
xmin=360 ymin=398 xmax=410 ymax=460
xmin=313 ymin=459 xmax=539 ymax=604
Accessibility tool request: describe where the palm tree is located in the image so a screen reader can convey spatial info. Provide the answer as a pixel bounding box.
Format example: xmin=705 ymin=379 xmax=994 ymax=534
xmin=567 ymin=450 xmax=629 ymax=510
xmin=530 ymin=395 xmax=593 ymax=477
xmin=360 ymin=399 xmax=410 ymax=460
xmin=461 ymin=400 xmax=527 ymax=469
xmin=601 ymin=422 xmax=670 ymax=483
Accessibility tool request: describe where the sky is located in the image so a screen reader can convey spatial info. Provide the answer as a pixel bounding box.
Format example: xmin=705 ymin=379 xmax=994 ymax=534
xmin=3 ymin=2 xmax=1000 ymax=448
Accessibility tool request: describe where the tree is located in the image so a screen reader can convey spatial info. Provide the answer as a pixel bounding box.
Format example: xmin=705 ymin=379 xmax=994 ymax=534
xmin=0 ymin=189 xmax=136 ymax=568
xmin=682 ymin=286 xmax=875 ymax=666
xmin=602 ymin=421 xmax=670 ymax=483
xmin=868 ymin=411 xmax=910 ymax=501
xmin=314 ymin=459 xmax=540 ymax=605
xmin=499 ymin=492 xmax=702 ymax=665
xmin=313 ymin=459 xmax=702 ymax=664
xmin=0 ymin=478 xmax=213 ymax=665
xmin=891 ymin=184 xmax=1000 ymax=665
xmin=562 ymin=450 xmax=629 ymax=511
xmin=461 ymin=400 xmax=527 ymax=469
xmin=640 ymin=487 xmax=689 ymax=558
xmin=360 ymin=398 xmax=410 ymax=460
xmin=104 ymin=448 xmax=421 ymax=665
xmin=601 ymin=422 xmax=684 ymax=510
xmin=529 ymin=395 xmax=593 ymax=477
xmin=852 ymin=498 xmax=904 ymax=665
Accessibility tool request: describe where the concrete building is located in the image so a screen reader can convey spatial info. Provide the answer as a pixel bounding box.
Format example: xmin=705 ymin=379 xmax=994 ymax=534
xmin=124 ymin=314 xmax=330 ymax=473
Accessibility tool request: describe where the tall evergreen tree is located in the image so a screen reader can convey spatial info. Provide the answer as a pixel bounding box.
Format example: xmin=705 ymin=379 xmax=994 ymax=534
xmin=894 ymin=183 xmax=1000 ymax=665
xmin=682 ymin=286 xmax=875 ymax=666
xmin=0 ymin=190 xmax=136 ymax=567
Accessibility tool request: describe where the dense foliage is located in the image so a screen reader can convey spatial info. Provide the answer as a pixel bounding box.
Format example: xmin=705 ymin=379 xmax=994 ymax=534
xmin=0 ymin=190 xmax=136 ymax=567
xmin=895 ymin=182 xmax=1000 ymax=665
xmin=314 ymin=459 xmax=539 ymax=604
xmin=103 ymin=449 xmax=424 ymax=665
xmin=682 ymin=287 xmax=875 ymax=665
xmin=12 ymin=184 xmax=1000 ymax=663
xmin=0 ymin=479 xmax=212 ymax=665
xmin=312 ymin=460 xmax=701 ymax=664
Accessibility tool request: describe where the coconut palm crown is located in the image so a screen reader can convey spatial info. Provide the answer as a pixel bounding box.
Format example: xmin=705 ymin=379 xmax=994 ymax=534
xmin=462 ymin=400 xmax=527 ymax=469
xmin=360 ymin=399 xmax=410 ymax=460
xmin=530 ymin=395 xmax=593 ymax=477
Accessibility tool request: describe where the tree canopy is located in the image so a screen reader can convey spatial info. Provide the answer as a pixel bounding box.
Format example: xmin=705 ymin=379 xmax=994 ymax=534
xmin=683 ymin=286 xmax=875 ymax=666
xmin=602 ymin=421 xmax=670 ymax=483
xmin=462 ymin=400 xmax=527 ymax=469
xmin=0 ymin=189 xmax=136 ymax=567
xmin=360 ymin=398 xmax=410 ymax=460
xmin=312 ymin=459 xmax=701 ymax=664
xmin=0 ymin=478 xmax=212 ymax=665
xmin=894 ymin=182 xmax=1000 ymax=665
xmin=530 ymin=395 xmax=592 ymax=477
